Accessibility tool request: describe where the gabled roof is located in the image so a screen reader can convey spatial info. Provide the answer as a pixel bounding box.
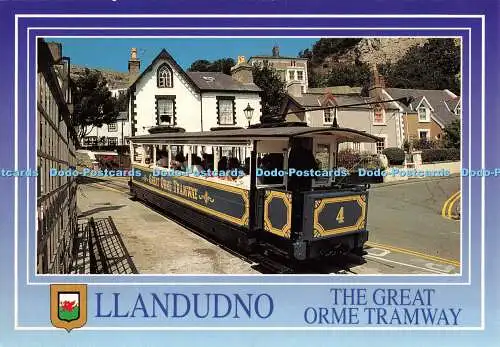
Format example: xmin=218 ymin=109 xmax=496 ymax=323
xmin=128 ymin=49 xmax=201 ymax=92
xmin=187 ymin=72 xmax=261 ymax=93
xmin=385 ymin=87 xmax=460 ymax=126
xmin=128 ymin=49 xmax=261 ymax=93
xmin=285 ymin=93 xmax=372 ymax=111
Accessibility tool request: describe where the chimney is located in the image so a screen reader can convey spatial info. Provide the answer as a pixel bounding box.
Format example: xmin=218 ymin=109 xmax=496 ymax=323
xmin=47 ymin=42 xmax=62 ymax=62
xmin=128 ymin=48 xmax=141 ymax=82
xmin=230 ymin=56 xmax=254 ymax=84
xmin=272 ymin=45 xmax=280 ymax=57
xmin=287 ymin=81 xmax=303 ymax=98
xmin=369 ymin=64 xmax=385 ymax=100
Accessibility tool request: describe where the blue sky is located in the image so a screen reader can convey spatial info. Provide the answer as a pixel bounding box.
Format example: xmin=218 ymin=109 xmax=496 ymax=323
xmin=50 ymin=38 xmax=319 ymax=72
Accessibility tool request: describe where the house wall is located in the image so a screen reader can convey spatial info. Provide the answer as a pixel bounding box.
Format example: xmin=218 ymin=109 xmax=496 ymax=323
xmin=306 ymin=107 xmax=403 ymax=153
xmin=404 ymin=112 xmax=444 ymax=140
xmin=133 ymin=60 xmax=201 ymax=135
xmin=83 ymin=121 xmax=131 ymax=146
xmin=249 ymin=57 xmax=308 ymax=90
xmin=201 ymin=92 xmax=262 ymax=130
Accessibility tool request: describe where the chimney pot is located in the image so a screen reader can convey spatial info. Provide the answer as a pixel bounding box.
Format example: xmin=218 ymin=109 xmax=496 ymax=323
xmin=231 ymin=59 xmax=254 ymax=84
xmin=272 ymin=46 xmax=280 ymax=57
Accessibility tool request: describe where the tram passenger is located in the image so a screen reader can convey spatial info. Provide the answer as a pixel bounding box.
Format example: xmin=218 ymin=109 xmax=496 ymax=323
xmin=191 ymin=155 xmax=204 ymax=174
xmin=287 ymin=139 xmax=317 ymax=192
xmin=225 ymin=157 xmax=240 ymax=181
xmin=235 ymin=164 xmax=250 ymax=188
xmin=172 ymin=153 xmax=186 ymax=171
xmin=156 ymin=150 xmax=169 ymax=168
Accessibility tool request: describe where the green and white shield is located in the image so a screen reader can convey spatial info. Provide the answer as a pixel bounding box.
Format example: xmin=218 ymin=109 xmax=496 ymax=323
xmin=57 ymin=292 xmax=80 ymax=322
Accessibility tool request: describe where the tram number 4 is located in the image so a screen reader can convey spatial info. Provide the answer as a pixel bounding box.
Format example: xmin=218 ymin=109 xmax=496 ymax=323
xmin=336 ymin=207 xmax=345 ymax=224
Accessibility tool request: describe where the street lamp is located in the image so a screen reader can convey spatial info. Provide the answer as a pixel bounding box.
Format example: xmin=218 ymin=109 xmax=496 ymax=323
xmin=244 ymin=103 xmax=254 ymax=127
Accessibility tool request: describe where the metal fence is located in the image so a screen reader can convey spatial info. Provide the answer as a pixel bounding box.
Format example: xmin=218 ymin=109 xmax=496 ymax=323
xmin=36 ymin=39 xmax=79 ymax=274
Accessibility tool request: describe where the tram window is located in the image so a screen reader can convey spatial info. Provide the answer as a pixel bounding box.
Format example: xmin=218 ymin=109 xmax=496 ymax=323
xmin=258 ymin=153 xmax=285 ymax=186
xmin=314 ymin=143 xmax=331 ymax=185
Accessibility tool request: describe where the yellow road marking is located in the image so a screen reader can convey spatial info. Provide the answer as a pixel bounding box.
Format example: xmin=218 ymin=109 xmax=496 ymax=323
xmin=366 ymin=241 xmax=460 ymax=267
xmin=441 ymin=191 xmax=460 ymax=219
xmin=447 ymin=192 xmax=461 ymax=219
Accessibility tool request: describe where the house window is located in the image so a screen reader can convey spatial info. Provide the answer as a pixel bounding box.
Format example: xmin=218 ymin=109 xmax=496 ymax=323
xmin=217 ymin=98 xmax=235 ymax=125
xmin=277 ymin=70 xmax=286 ymax=81
xmin=157 ymin=64 xmax=173 ymax=88
xmin=108 ymin=123 xmax=117 ymax=132
xmin=376 ymin=137 xmax=386 ymax=154
xmin=84 ymin=136 xmax=98 ymax=146
xmin=157 ymin=98 xmax=174 ymax=125
xmin=418 ymin=107 xmax=429 ymax=122
xmin=373 ymin=105 xmax=385 ymax=124
xmin=297 ymin=70 xmax=304 ymax=81
xmin=455 ymin=104 xmax=461 ymax=115
xmin=288 ymin=70 xmax=295 ymax=80
xmin=419 ymin=129 xmax=430 ymax=139
xmin=108 ymin=137 xmax=118 ymax=146
xmin=323 ymin=108 xmax=333 ymax=124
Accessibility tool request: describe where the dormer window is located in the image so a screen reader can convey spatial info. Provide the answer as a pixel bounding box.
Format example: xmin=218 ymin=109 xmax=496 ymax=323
xmin=418 ymin=106 xmax=430 ymax=122
xmin=157 ymin=64 xmax=173 ymax=88
xmin=455 ymin=103 xmax=461 ymax=115
xmin=373 ymin=105 xmax=385 ymax=125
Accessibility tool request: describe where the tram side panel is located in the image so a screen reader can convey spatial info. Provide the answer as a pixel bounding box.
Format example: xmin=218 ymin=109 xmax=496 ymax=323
xmin=299 ymin=189 xmax=369 ymax=259
xmin=129 ymin=167 xmax=251 ymax=244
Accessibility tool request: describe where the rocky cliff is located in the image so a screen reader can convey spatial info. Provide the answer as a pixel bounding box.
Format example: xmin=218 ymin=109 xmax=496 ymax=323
xmin=70 ymin=65 xmax=131 ymax=89
xmin=314 ymin=38 xmax=429 ymax=74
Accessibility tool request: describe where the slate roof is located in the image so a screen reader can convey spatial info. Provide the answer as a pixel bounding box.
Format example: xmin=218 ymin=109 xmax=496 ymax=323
xmin=307 ymin=86 xmax=363 ymax=95
xmin=385 ymin=88 xmax=460 ymax=126
xmin=287 ymin=93 xmax=372 ymax=110
xmin=116 ymin=112 xmax=128 ymax=121
xmin=128 ymin=49 xmax=261 ymax=93
xmin=187 ymin=72 xmax=262 ymax=93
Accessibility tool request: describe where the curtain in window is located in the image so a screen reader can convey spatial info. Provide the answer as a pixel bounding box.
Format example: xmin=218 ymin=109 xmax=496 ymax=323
xmin=219 ymin=99 xmax=233 ymax=125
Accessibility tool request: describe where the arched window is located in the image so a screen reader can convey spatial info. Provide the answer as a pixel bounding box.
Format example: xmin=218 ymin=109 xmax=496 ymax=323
xmin=157 ymin=64 xmax=173 ymax=88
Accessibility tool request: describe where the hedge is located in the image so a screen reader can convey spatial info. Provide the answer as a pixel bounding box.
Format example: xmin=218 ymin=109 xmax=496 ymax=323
xmin=421 ymin=148 xmax=460 ymax=163
xmin=382 ymin=147 xmax=405 ymax=165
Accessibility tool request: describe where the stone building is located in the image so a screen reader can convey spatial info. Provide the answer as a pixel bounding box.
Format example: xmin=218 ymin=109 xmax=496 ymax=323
xmin=248 ymin=46 xmax=309 ymax=93
xmin=37 ymin=38 xmax=79 ymax=273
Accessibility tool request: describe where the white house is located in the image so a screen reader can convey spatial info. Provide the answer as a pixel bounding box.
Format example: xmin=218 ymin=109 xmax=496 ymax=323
xmin=81 ymin=111 xmax=130 ymax=147
xmin=128 ymin=49 xmax=262 ymax=136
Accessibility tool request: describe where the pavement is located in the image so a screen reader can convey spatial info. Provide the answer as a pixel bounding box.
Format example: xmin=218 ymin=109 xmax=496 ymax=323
xmin=76 ymin=175 xmax=461 ymax=275
xmin=77 ymin=177 xmax=259 ymax=274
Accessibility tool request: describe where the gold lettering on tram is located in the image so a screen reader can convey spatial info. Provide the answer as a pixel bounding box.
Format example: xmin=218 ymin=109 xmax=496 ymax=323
xmin=143 ymin=174 xmax=215 ymax=205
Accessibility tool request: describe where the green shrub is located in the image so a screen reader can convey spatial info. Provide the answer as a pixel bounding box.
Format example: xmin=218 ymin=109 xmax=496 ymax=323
xmin=421 ymin=148 xmax=460 ymax=163
xmin=382 ymin=147 xmax=405 ymax=165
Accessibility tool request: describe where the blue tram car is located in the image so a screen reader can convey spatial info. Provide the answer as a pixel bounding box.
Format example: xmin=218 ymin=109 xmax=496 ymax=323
xmin=126 ymin=126 xmax=381 ymax=261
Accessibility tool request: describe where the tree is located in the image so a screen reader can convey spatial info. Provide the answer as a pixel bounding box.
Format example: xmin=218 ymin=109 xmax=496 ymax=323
xmin=442 ymin=119 xmax=461 ymax=149
xmin=115 ymin=91 xmax=129 ymax=112
xmin=325 ymin=62 xmax=372 ymax=94
xmin=72 ymin=68 xmax=119 ymax=141
xmin=251 ymin=61 xmax=287 ymax=123
xmin=378 ymin=39 xmax=461 ymax=94
xmin=188 ymin=58 xmax=236 ymax=75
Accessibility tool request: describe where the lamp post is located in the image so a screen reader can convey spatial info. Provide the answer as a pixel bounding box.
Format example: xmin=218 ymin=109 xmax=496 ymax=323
xmin=244 ymin=103 xmax=254 ymax=127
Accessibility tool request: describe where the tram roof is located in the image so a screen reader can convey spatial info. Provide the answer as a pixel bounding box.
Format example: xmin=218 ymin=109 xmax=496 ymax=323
xmin=126 ymin=127 xmax=383 ymax=145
